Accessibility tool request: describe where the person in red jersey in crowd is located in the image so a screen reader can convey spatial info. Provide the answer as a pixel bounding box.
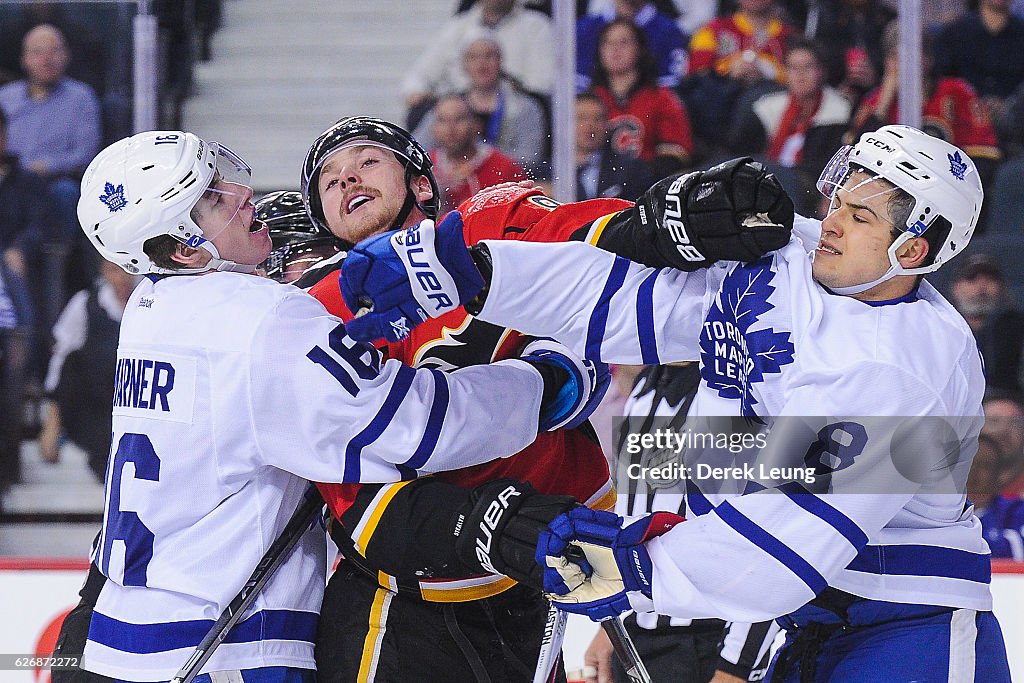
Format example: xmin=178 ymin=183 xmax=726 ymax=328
xmin=426 ymin=94 xmax=526 ymax=214
xmin=590 ymin=18 xmax=694 ymax=176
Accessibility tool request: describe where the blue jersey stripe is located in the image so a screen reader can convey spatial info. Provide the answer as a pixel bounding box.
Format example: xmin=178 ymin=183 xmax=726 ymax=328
xmin=344 ymin=364 xmax=415 ymax=481
xmin=637 ymin=270 xmax=660 ymax=364
xmin=89 ymin=608 xmax=317 ymax=655
xmin=778 ymin=482 xmax=869 ymax=550
xmin=585 ymin=256 xmax=630 ymax=362
xmin=716 ymin=501 xmax=827 ymax=594
xmin=685 ymin=480 xmax=713 ymax=516
xmin=401 ymin=369 xmax=449 ymax=470
xmin=845 ymin=543 xmax=991 ymax=583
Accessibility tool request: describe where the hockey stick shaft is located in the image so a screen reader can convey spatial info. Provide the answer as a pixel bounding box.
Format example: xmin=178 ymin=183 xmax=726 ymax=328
xmin=602 ymin=617 xmax=652 ymax=683
xmin=169 ymin=486 xmax=324 ymax=683
xmin=532 ymin=604 xmax=568 ymax=683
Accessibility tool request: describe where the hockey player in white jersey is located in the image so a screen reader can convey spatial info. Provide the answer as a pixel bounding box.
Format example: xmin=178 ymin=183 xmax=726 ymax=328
xmin=63 ymin=131 xmax=608 ymax=683
xmin=340 ymin=125 xmax=1012 ymax=681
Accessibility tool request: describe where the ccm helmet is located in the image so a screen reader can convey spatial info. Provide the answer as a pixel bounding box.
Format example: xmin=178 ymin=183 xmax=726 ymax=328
xmin=256 ymin=190 xmax=340 ymax=283
xmin=78 ymin=131 xmax=255 ymax=275
xmin=817 ymin=125 xmax=984 ymax=293
xmin=300 ymin=116 xmax=439 ymax=236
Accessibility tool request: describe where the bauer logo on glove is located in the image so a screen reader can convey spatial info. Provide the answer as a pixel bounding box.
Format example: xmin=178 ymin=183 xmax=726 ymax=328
xmin=662 ymin=171 xmax=706 ymax=263
xmin=340 ymin=211 xmax=484 ymax=343
xmin=594 ymin=158 xmax=794 ymax=272
xmin=391 ymin=223 xmax=457 ymax=313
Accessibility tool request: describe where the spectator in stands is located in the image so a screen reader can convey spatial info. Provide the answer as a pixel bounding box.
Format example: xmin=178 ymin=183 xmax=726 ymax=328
xmin=950 ymin=255 xmax=1024 ymax=395
xmin=425 ymin=94 xmax=527 ymax=213
xmin=728 ymin=38 xmax=852 ymax=214
xmin=0 ymin=24 xmax=100 ymax=243
xmin=981 ymin=391 xmax=1024 ymax=493
xmin=968 ymin=433 xmax=1024 ymax=560
xmin=591 ymin=18 xmax=693 ymax=176
xmin=688 ymin=0 xmax=797 ymax=88
xmin=400 ymin=0 xmax=554 ymax=127
xmin=575 ymin=91 xmax=654 ymax=201
xmin=805 ymin=0 xmax=894 ymax=108
xmin=576 ymin=0 xmax=688 ymax=92
xmin=934 ymin=0 xmax=1024 ymax=136
xmin=416 ymin=38 xmax=547 ymax=175
xmin=0 ymin=263 xmax=29 ymax=497
xmin=0 ymin=106 xmax=55 ymax=409
xmin=994 ymin=79 xmax=1024 ymax=157
xmin=38 ymin=256 xmax=137 ymax=482
xmin=682 ymin=0 xmax=798 ymax=159
xmin=0 ymin=106 xmax=50 ymax=292
xmin=847 ymin=22 xmax=1002 ymax=190
xmin=890 ymin=0 xmax=969 ymax=30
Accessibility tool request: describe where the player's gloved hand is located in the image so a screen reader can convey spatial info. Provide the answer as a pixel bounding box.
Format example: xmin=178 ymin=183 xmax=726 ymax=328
xmin=340 ymin=211 xmax=484 ymax=342
xmin=537 ymin=507 xmax=684 ymax=621
xmin=519 ymin=338 xmax=610 ymax=431
xmin=596 ymin=158 xmax=794 ymax=271
xmin=454 ymin=479 xmax=578 ymax=588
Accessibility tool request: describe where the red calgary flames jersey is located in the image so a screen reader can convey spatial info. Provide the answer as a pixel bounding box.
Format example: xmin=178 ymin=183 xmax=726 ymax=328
xmin=311 ymin=185 xmax=632 ymax=521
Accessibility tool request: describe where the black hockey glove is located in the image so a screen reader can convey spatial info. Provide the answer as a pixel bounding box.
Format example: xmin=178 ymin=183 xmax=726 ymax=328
xmin=453 ymin=479 xmax=578 ymax=589
xmin=596 ymin=157 xmax=794 ymax=270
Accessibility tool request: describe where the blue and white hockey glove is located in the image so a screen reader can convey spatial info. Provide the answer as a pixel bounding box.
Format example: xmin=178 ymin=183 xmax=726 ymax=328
xmin=536 ymin=507 xmax=683 ymax=621
xmin=340 ymin=211 xmax=484 ymax=342
xmin=519 ymin=338 xmax=610 ymax=432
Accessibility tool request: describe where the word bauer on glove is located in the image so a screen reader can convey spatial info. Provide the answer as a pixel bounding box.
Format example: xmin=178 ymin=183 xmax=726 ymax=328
xmin=339 ymin=212 xmax=484 ymax=343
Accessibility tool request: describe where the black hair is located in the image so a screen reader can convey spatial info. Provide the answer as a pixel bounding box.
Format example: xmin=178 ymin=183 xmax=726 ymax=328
xmin=142 ymin=235 xmax=186 ymax=270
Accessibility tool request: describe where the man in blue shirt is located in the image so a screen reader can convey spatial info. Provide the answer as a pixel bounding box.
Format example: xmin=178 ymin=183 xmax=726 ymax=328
xmin=0 ymin=23 xmax=101 ymax=243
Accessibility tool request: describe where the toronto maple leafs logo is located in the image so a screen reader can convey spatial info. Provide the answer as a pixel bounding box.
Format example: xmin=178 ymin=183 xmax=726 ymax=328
xmin=389 ymin=316 xmax=411 ymax=340
xmin=99 ymin=182 xmax=127 ymax=212
xmin=948 ymin=151 xmax=968 ymax=181
xmin=699 ymin=257 xmax=794 ymax=417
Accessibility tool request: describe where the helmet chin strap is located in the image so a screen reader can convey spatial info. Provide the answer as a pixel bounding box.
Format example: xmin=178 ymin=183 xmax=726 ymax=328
xmin=164 ymin=240 xmax=258 ymax=275
xmin=390 ymin=167 xmax=437 ymax=230
xmin=826 ymin=232 xmax=916 ymax=296
xmin=201 ymin=241 xmax=259 ymax=273
xmin=827 ymin=266 xmax=899 ymax=295
xmin=391 ymin=189 xmax=418 ymax=230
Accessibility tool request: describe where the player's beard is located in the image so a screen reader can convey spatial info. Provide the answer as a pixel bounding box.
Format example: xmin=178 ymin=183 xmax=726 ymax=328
xmin=333 ymin=194 xmax=399 ymax=244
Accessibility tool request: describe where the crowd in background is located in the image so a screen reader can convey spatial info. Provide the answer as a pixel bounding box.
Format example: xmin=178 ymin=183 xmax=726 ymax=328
xmin=1 ymin=0 xmax=1023 ymax=560
xmin=0 ymin=1 xmax=220 ymax=502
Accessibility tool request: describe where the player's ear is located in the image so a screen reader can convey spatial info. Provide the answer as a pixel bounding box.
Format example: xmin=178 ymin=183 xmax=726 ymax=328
xmin=896 ymin=236 xmax=929 ymax=269
xmin=170 ymin=243 xmax=209 ymax=268
xmin=412 ymin=174 xmax=433 ymax=205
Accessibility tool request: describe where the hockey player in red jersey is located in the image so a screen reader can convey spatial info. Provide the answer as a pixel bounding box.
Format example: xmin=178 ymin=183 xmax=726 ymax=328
xmin=300 ymin=116 xmax=791 ymax=682
xmin=301 ymin=117 xmax=618 ymax=683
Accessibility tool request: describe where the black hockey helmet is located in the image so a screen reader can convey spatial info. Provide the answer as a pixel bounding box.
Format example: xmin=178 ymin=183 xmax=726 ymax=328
xmin=256 ymin=190 xmax=340 ymax=283
xmin=300 ymin=116 xmax=440 ymax=235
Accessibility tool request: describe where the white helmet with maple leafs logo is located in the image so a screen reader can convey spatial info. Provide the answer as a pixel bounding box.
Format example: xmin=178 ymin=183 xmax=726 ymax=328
xmin=816 ymin=125 xmax=984 ymax=293
xmin=78 ymin=130 xmax=255 ymax=275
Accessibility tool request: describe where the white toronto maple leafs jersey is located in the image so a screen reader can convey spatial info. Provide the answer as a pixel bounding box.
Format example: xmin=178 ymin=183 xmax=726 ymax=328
xmin=476 ymin=215 xmax=991 ymax=623
xmin=83 ymin=271 xmax=544 ymax=681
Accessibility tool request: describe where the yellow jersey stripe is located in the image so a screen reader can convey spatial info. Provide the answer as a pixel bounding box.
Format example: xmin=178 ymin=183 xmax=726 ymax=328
xmin=354 ymin=481 xmax=415 ymax=554
xmin=357 ymin=587 xmax=393 ymax=682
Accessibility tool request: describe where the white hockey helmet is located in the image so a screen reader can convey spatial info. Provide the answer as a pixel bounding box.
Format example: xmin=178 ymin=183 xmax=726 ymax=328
xmin=78 ymin=130 xmax=255 ymax=275
xmin=816 ymin=125 xmax=984 ymax=294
